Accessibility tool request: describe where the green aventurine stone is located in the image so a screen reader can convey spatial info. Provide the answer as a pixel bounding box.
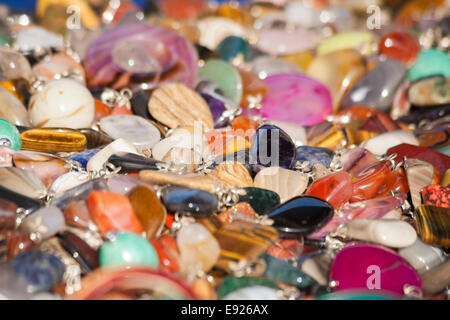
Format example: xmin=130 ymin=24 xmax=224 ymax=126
xmin=239 ymin=187 xmax=281 ymax=215
xmin=407 ymin=49 xmax=450 ymax=82
xmin=0 ymin=118 xmax=21 ymax=150
xmin=218 ymin=276 xmax=279 ymax=298
xmin=99 ymin=232 xmax=159 ymax=268
xmin=262 ymin=254 xmax=317 ymax=289
xmin=199 ymin=59 xmax=243 ymax=106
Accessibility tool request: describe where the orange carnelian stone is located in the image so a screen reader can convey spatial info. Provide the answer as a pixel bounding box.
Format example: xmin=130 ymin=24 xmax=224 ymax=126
xmin=94 ymin=99 xmax=111 ymax=120
xmin=351 ymin=161 xmax=391 ymax=203
xmin=239 ymin=70 xmax=268 ymax=107
xmin=305 ymin=171 xmax=353 ymax=209
xmin=379 ymin=31 xmax=420 ymax=66
xmin=232 ymin=116 xmax=259 ymax=139
xmin=375 ymin=167 xmax=409 ymax=198
xmin=151 ymin=234 xmax=180 ymax=273
xmin=160 ymin=0 xmax=207 ymax=20
xmin=87 ymin=191 xmax=143 ymax=237
xmin=336 ymin=105 xmax=378 ymax=122
xmin=110 ymin=105 xmax=132 ymax=115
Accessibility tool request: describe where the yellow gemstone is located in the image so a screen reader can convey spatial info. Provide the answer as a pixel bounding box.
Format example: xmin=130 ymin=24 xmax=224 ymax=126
xmin=317 ymin=31 xmax=374 ymax=56
xmin=281 ymin=49 xmax=315 ymax=71
xmin=21 ymin=128 xmax=87 ymax=153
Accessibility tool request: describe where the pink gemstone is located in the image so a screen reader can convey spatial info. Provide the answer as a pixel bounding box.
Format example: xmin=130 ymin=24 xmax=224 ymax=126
xmin=340 ymin=147 xmax=379 ymax=177
xmin=309 ymin=194 xmax=406 ymax=239
xmin=261 ymin=74 xmax=333 ymax=127
xmin=330 ymin=243 xmax=422 ymax=296
xmin=256 ymin=29 xmax=319 ymax=56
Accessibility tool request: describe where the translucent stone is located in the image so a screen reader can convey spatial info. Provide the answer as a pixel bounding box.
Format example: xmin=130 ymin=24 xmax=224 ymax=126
xmin=305 ymin=171 xmax=353 ymax=209
xmin=0 ymin=86 xmax=30 ymax=127
xmin=0 ymin=118 xmax=21 ymax=150
xmin=19 ymin=206 xmax=65 ymax=243
xmin=256 ymin=28 xmax=319 ymax=56
xmin=48 ymin=171 xmax=90 ymax=198
xmin=20 ymin=128 xmax=87 ymax=153
xmin=398 ymin=239 xmax=445 ymax=274
xmin=317 ymin=31 xmax=374 ymax=56
xmin=249 ymin=55 xmax=302 ymax=80
xmin=15 ymin=27 xmax=64 ymax=52
xmin=360 ymin=130 xmax=419 ymax=155
xmin=0 ymin=47 xmax=33 ymax=81
xmin=378 ymin=31 xmax=420 ymax=66
xmin=176 ymin=223 xmax=220 ymax=274
xmin=86 ymin=138 xmax=139 ymax=173
xmin=222 ymin=285 xmax=280 ymax=300
xmin=0 ymin=167 xmax=47 ymax=199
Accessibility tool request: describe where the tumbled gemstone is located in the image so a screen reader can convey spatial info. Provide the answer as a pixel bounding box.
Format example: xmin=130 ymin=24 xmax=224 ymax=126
xmin=79 ymin=128 xmax=113 ymax=149
xmin=398 ymin=239 xmax=445 ymax=274
xmin=58 ymin=231 xmax=99 ymax=273
xmin=68 ymin=148 xmax=100 ymax=170
xmin=0 ymin=167 xmax=47 ymax=199
xmin=330 ymin=243 xmax=422 ymax=297
xmin=232 ymin=116 xmax=259 ymax=139
xmin=316 ymin=31 xmax=374 ymax=56
xmin=217 ymin=276 xmax=279 ymax=299
xmin=239 ymin=70 xmax=268 ymax=107
xmin=0 ymin=185 xmax=44 ymax=218
xmin=11 ymin=249 xmax=65 ymax=293
xmin=360 ymin=130 xmax=419 ymax=155
xmin=407 ymin=48 xmax=450 ymax=82
xmin=214 ymin=135 xmax=249 ymax=157
xmin=160 ymin=186 xmax=218 ymax=218
xmin=150 ymin=234 xmax=180 ymax=273
xmin=130 ymin=91 xmax=151 ymax=119
xmin=64 ymin=200 xmax=93 ymax=230
xmin=21 ymin=128 xmax=87 ymax=153
xmin=414 ymin=126 xmax=450 ymax=150
xmin=378 ymin=31 xmax=420 ymax=66
xmin=87 ymin=191 xmax=143 ymax=237
xmin=422 ymin=185 xmax=450 ymax=208
xmin=19 ymin=206 xmax=65 ymax=243
xmin=306 ymin=121 xmax=347 ymax=149
xmin=408 ymin=76 xmax=450 ymax=107
xmin=351 ymin=161 xmax=391 ymax=203
xmin=414 ymin=205 xmax=450 ymax=247
xmin=266 ymin=238 xmax=303 ymax=260
xmin=334 ymin=105 xmax=378 ymax=123
xmin=250 ymin=125 xmax=297 ymax=169
xmin=256 ymin=28 xmax=318 ymax=56
xmin=160 ymin=0 xmax=207 ymax=20
xmin=340 ymin=147 xmax=378 ymax=177
xmin=201 ymin=93 xmax=228 ymax=128
xmin=0 ymin=230 xmax=35 ymax=261
xmin=421 ymin=259 xmax=450 ymax=298
xmin=128 ymin=186 xmax=166 ymax=240
xmin=216 ymin=36 xmax=250 ymax=62
xmin=359 ymin=112 xmax=401 ymax=134
xmin=218 ymin=202 xmax=257 ymax=224
xmin=306 ymin=171 xmax=353 ymax=209
xmin=375 ymin=167 xmax=409 ymax=198
xmin=261 ymin=74 xmax=333 ymax=127
xmin=0 ymin=118 xmax=21 ymax=151
xmin=99 ymin=232 xmax=159 ymax=268
xmin=108 ymin=152 xmax=164 ymax=174
xmin=94 ymin=99 xmax=111 ymax=120
xmin=238 ymin=187 xmax=280 ymax=216
xmin=296 ymin=146 xmax=334 ymax=170
xmin=0 ymin=198 xmax=17 ymax=230
xmin=268 ymin=195 xmax=334 ymax=237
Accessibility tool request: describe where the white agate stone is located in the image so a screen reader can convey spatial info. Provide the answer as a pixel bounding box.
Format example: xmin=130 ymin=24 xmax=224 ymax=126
xmin=48 ymin=171 xmax=90 ymax=198
xmin=99 ymin=115 xmax=161 ymax=151
xmin=16 ymin=27 xmax=64 ymax=52
xmin=29 ymin=79 xmax=95 ymax=129
xmin=359 ymin=130 xmax=419 ymax=155
xmin=335 ymin=218 xmax=417 ymax=248
xmin=86 ymin=138 xmax=139 ymax=173
xmin=399 ymin=239 xmax=446 ymax=274
xmin=152 ymin=133 xmax=207 ymax=162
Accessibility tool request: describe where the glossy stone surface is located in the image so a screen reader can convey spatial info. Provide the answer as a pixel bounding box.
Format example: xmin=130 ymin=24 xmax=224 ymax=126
xmin=222 ymin=285 xmax=280 ymax=300
xmin=160 ymin=186 xmax=218 ymax=218
xmin=212 ymin=161 xmax=253 ymax=188
xmin=398 ymin=239 xmax=445 ymax=274
xmin=421 ymin=259 xmax=450 ymax=298
xmin=0 ymin=229 xmax=35 ymax=261
xmin=296 ymin=146 xmax=334 ymax=170
xmin=99 ymin=232 xmax=159 ymax=268
xmin=375 ymin=167 xmax=409 ymax=198
xmin=407 ymin=49 xmax=450 ymax=82
xmin=99 ymin=115 xmax=161 ymax=151
xmin=86 ymin=138 xmax=139 ymax=173
xmin=218 ymin=276 xmax=279 ymax=299
xmin=128 ymin=186 xmax=166 ymax=240
xmin=307 ymin=49 xmax=367 ymax=111
xmin=249 ymin=56 xmax=302 ymax=79
xmin=238 ymin=187 xmax=280 ymax=216
xmin=306 ymin=171 xmax=353 ymax=209
xmin=317 ymin=31 xmax=374 ymax=56
xmin=201 ymin=93 xmax=228 ymax=128
xmin=216 ymin=36 xmax=250 ymax=62
xmin=79 ymin=129 xmax=113 ymax=149
xmin=87 ymin=191 xmax=143 ymax=237
xmin=0 ymin=47 xmax=33 ymax=81
xmin=256 ymin=28 xmax=318 ymax=56
xmin=422 ymin=185 xmax=449 ymax=208
xmin=379 ymin=31 xmax=420 ymax=66
xmin=21 ymin=128 xmax=87 ymax=153
xmin=239 ymin=70 xmax=268 ymax=108
xmin=268 ymin=195 xmax=334 ymax=237
xmin=108 ymin=152 xmax=163 ymax=174
xmin=360 ymin=112 xmax=401 ymax=134
xmin=58 ymin=231 xmax=99 ymax=273
xmin=29 ymin=79 xmax=95 ymax=129
xmin=0 ymin=86 xmax=30 ymax=127
xmin=218 ymin=202 xmax=258 ymax=224
xmin=414 ymin=205 xmax=450 ymax=247
xmin=250 ymin=125 xmax=297 ymax=169
xmin=0 ymin=167 xmax=47 ymax=199
xmin=351 ymin=160 xmax=391 ymax=203
xmin=340 ymin=147 xmax=378 ymax=177
xmin=68 ymin=149 xmax=100 ymax=170
xmin=340 ymin=59 xmax=405 ymax=112
xmin=11 ymin=249 xmax=65 ymax=293
xmin=408 ymin=76 xmax=450 ymax=107
xmin=360 ymin=130 xmax=419 ymax=155
xmin=19 ymin=206 xmax=65 ymax=242
xmin=0 ymin=118 xmax=21 ymax=150
xmin=150 ymin=234 xmax=180 ymax=273
xmin=0 ymin=146 xmax=14 ymax=168
xmin=330 ymin=243 xmax=422 ymax=296
xmin=261 ymin=74 xmax=333 ymax=127
xmin=0 ymin=185 xmax=44 ymax=217
xmin=63 ymin=200 xmax=94 ymax=230
xmin=177 ymin=222 xmax=220 ymax=274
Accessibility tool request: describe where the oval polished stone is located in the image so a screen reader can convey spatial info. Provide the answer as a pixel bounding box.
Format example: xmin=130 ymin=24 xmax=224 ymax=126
xmin=238 ymin=187 xmax=280 ymax=216
xmin=408 ymin=76 xmax=450 ymax=107
xmin=360 ymin=130 xmax=419 ymax=155
xmin=58 ymin=231 xmax=99 ymax=273
xmin=99 ymin=232 xmax=159 ymax=268
xmin=249 ymin=125 xmax=297 ymax=169
xmin=160 ymin=186 xmax=218 ymax=218
xmin=216 ymin=36 xmax=250 ymax=62
xmin=398 ymin=239 xmax=445 ymax=274
xmin=330 ymin=243 xmax=422 ymax=297
xmin=306 ymin=171 xmax=353 ymax=209
xmin=29 ymin=79 xmax=95 ymax=129
xmin=267 ymin=195 xmax=334 ymax=237
xmin=128 ymin=186 xmax=166 ymax=240
xmin=296 ymin=145 xmax=334 ymax=170
xmin=317 ymin=31 xmax=374 ymax=56
xmin=0 ymin=118 xmax=21 ymax=151
xmin=261 ymin=74 xmax=333 ymax=127
xmin=63 ymin=199 xmax=94 ymax=230
xmin=340 ymin=59 xmax=406 ymax=112
xmin=407 ymin=49 xmax=450 ymax=82
xmin=379 ymin=31 xmax=420 ymax=66
xmin=414 ymin=205 xmax=450 ymax=247
xmin=21 ymin=128 xmax=87 ymax=153
xmin=256 ymin=28 xmax=318 ymax=56
xmin=99 ymin=115 xmax=161 ymax=151
xmin=340 ymin=147 xmax=378 ymax=177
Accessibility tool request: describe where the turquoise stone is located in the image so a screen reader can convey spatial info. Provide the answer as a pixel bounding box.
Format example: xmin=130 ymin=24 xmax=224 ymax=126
xmin=99 ymin=232 xmax=159 ymax=268
xmin=216 ymin=36 xmax=250 ymax=62
xmin=261 ymin=253 xmax=317 ymax=289
xmin=218 ymin=276 xmax=279 ymax=299
xmin=407 ymin=49 xmax=450 ymax=82
xmin=0 ymin=118 xmax=21 ymax=150
xmin=198 ymin=59 xmax=243 ymax=106
xmin=239 ymin=187 xmax=281 ymax=215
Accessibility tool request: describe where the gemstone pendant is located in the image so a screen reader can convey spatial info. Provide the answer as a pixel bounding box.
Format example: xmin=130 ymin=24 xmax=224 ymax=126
xmin=414 ymin=205 xmax=450 ymax=247
xmin=0 ymin=118 xmax=21 ymax=151
xmin=20 ymin=128 xmax=87 ymax=153
xmin=160 ymin=186 xmax=218 ymax=218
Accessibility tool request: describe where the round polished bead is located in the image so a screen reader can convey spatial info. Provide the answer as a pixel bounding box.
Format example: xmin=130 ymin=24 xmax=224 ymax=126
xmin=0 ymin=118 xmax=21 ymax=150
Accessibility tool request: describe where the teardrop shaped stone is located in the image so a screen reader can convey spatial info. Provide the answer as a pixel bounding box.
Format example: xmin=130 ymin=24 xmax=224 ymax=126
xmin=305 ymin=171 xmax=353 ymax=209
xmin=238 ymin=187 xmax=280 ymax=216
xmin=250 ymin=124 xmax=297 ymax=169
xmin=268 ymin=195 xmax=334 ymax=237
xmin=161 ymin=186 xmax=218 ymax=218
xmin=340 ymin=59 xmax=406 ymax=112
xmin=58 ymin=231 xmax=99 ymax=273
xmin=0 ymin=167 xmax=47 ymax=199
xmin=108 ymin=152 xmax=164 ymax=174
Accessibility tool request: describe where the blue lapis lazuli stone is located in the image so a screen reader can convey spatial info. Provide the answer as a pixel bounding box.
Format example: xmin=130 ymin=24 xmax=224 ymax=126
xmin=68 ymin=148 xmax=100 ymax=170
xmin=161 ymin=186 xmax=218 ymax=218
xmin=296 ymin=146 xmax=334 ymax=169
xmin=216 ymin=36 xmax=250 ymax=62
xmin=11 ymin=249 xmax=65 ymax=292
xmin=250 ymin=125 xmax=297 ymax=169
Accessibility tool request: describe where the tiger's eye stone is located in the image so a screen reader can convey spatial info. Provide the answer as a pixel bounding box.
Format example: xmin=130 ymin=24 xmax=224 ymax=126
xmin=0 ymin=118 xmax=21 ymax=150
xmin=99 ymin=232 xmax=159 ymax=268
xmin=79 ymin=128 xmax=113 ymax=149
xmin=351 ymin=161 xmax=391 ymax=203
xmin=160 ymin=186 xmax=218 ymax=218
xmin=20 ymin=128 xmax=87 ymax=153
xmin=214 ymin=220 xmax=278 ymax=273
xmin=407 ymin=49 xmax=450 ymax=82
xmin=421 ymin=185 xmax=450 ymax=208
xmin=414 ymin=205 xmax=450 ymax=247
xmin=306 ymin=171 xmax=353 ymax=209
xmin=87 ymin=191 xmax=143 ymax=237
xmin=128 ymin=186 xmax=166 ymax=240
xmin=268 ymin=195 xmax=334 ymax=238
xmin=306 ymin=122 xmax=347 ymax=149
xmin=238 ymin=187 xmax=280 ymax=216
xmin=64 ymin=200 xmax=94 ymax=230
xmin=379 ymin=31 xmax=420 ymax=66
xmin=150 ymin=234 xmax=180 ymax=273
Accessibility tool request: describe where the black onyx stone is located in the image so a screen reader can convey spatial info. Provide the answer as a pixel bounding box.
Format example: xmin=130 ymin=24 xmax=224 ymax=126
xmin=161 ymin=186 xmax=218 ymax=218
xmin=0 ymin=185 xmax=44 ymax=216
xmin=239 ymin=187 xmax=280 ymax=215
xmin=58 ymin=231 xmax=99 ymax=274
xmin=108 ymin=152 xmax=163 ymax=173
xmin=267 ymin=195 xmax=334 ymax=238
xmin=250 ymin=125 xmax=297 ymax=169
xmin=130 ymin=91 xmax=152 ymax=120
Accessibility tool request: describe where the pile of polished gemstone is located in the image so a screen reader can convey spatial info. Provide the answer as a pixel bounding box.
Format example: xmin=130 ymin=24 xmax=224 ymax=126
xmin=0 ymin=0 xmax=449 ymax=300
